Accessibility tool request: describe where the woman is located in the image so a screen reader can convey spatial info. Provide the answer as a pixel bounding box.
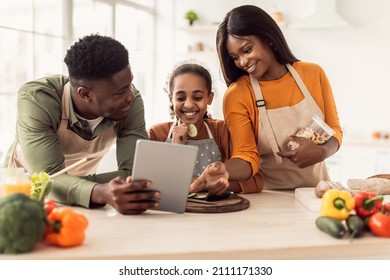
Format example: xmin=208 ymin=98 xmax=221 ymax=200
xmin=215 ymin=5 xmax=342 ymax=189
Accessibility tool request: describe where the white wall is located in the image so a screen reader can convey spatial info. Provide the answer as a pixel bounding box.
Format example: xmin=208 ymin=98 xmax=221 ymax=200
xmin=152 ymin=0 xmax=390 ymax=139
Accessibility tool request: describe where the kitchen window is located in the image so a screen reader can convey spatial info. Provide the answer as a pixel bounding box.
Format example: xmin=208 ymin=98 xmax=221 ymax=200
xmin=0 ymin=0 xmax=155 ymax=162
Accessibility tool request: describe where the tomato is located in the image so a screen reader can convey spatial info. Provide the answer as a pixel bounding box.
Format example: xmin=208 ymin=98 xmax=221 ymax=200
xmin=368 ymin=211 xmax=390 ymax=237
xmin=42 ymin=199 xmax=58 ymax=239
xmin=382 ymin=203 xmax=390 ymax=213
xmin=44 ymin=199 xmax=58 ymax=215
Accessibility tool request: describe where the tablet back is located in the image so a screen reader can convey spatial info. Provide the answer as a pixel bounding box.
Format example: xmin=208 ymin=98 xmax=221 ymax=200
xmin=131 ymin=139 xmax=198 ymax=213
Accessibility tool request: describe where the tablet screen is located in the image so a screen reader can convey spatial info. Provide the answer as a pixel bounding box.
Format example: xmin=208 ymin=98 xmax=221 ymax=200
xmin=131 ymin=139 xmax=198 ymax=213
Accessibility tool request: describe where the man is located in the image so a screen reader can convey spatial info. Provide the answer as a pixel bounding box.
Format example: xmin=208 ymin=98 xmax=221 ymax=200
xmin=4 ymin=34 xmax=159 ymax=214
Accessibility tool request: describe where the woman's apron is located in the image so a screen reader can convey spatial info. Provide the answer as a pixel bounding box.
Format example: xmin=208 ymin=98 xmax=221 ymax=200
xmin=8 ymin=83 xmax=117 ymax=176
xmin=166 ymin=121 xmax=222 ymax=177
xmin=250 ymin=63 xmax=329 ymax=189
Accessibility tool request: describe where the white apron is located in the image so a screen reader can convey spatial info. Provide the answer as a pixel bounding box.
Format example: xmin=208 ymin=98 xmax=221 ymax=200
xmin=250 ymin=63 xmax=329 ymax=189
xmin=9 ymin=83 xmax=117 ymax=176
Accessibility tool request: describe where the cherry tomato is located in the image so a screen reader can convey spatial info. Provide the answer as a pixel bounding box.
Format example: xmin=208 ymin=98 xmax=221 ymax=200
xmin=368 ymin=211 xmax=390 ymax=237
xmin=44 ymin=199 xmax=58 ymax=215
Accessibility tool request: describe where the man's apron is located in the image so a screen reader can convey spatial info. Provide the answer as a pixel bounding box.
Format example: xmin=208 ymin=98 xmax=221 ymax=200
xmin=250 ymin=63 xmax=329 ymax=189
xmin=8 ymin=83 xmax=116 ymax=176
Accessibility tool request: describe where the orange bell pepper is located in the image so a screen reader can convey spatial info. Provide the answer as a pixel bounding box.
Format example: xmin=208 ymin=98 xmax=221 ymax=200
xmin=45 ymin=208 xmax=88 ymax=247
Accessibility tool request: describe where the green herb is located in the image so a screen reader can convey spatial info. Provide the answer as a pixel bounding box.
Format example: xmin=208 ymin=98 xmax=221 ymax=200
xmin=30 ymin=172 xmax=52 ymax=203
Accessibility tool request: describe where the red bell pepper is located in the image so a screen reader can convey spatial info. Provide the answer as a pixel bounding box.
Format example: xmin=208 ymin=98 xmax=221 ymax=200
xmin=368 ymin=203 xmax=390 ymax=238
xmin=42 ymin=199 xmax=59 ymax=239
xmin=353 ymin=191 xmax=383 ymax=219
xmin=44 ymin=199 xmax=58 ymax=215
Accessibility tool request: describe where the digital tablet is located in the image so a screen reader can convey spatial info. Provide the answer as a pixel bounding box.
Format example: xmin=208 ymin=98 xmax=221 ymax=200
xmin=131 ymin=139 xmax=198 ymax=213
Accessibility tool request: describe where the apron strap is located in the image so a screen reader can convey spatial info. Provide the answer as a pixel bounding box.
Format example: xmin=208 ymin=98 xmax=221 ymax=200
xmin=250 ymin=75 xmax=283 ymax=164
xmin=286 ymin=64 xmax=311 ymax=99
xmin=62 ymin=82 xmax=71 ymax=120
xmin=204 ymin=122 xmax=213 ymax=139
xmin=286 ymin=64 xmax=324 ymax=119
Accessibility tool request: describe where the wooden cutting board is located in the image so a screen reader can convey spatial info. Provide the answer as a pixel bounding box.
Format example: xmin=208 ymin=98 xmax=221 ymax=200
xmin=295 ymin=187 xmax=390 ymax=212
xmin=185 ymin=194 xmax=250 ymax=213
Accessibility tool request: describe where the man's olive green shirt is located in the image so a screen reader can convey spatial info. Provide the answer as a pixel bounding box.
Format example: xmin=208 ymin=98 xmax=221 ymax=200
xmin=5 ymin=75 xmax=148 ymax=208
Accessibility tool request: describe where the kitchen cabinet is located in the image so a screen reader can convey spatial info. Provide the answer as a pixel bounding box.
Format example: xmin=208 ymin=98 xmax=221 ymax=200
xmin=176 ymin=24 xmax=219 ymax=64
xmin=175 ymin=23 xmax=226 ymax=119
xmin=326 ymin=139 xmax=390 ymax=183
xmin=177 ymin=24 xmax=218 ymax=55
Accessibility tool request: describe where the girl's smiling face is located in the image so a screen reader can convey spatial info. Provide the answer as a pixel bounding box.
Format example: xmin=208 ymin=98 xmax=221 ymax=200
xmin=170 ymin=72 xmax=213 ymax=127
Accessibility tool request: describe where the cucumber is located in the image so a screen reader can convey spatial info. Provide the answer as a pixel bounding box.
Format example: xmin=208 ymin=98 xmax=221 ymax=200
xmin=346 ymin=214 xmax=365 ymax=240
xmin=206 ymin=190 xmax=232 ymax=201
xmin=315 ymin=216 xmax=346 ymax=239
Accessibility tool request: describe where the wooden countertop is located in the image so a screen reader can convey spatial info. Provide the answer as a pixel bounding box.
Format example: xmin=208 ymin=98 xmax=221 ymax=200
xmin=2 ymin=190 xmax=390 ymax=260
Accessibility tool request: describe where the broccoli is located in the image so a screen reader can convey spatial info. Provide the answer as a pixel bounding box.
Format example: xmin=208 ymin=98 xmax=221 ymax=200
xmin=0 ymin=193 xmax=46 ymax=254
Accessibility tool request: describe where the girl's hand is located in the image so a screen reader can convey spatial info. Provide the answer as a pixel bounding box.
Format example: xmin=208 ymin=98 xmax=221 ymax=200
xmin=277 ymin=135 xmax=326 ymax=168
xmin=172 ymin=121 xmax=189 ymax=144
xmin=189 ymin=161 xmax=229 ymax=194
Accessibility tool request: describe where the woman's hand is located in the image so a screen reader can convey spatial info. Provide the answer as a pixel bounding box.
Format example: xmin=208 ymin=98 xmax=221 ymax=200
xmin=172 ymin=121 xmax=189 ymax=144
xmin=277 ymin=135 xmax=326 ymax=168
xmin=91 ymin=176 xmax=160 ymax=215
xmin=278 ymin=135 xmax=339 ymax=168
xmin=189 ymin=161 xmax=229 ymax=194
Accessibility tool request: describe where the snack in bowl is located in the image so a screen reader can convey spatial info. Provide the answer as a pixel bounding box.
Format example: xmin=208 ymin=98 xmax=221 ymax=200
xmin=287 ymin=115 xmax=335 ymax=151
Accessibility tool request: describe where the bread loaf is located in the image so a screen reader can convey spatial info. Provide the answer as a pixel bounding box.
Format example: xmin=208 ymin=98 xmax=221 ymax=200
xmin=368 ymin=174 xmax=390 ymax=180
xmin=347 ymin=178 xmax=390 ymax=195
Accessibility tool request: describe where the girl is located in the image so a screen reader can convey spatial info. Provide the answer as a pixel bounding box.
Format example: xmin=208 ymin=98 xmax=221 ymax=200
xmin=148 ymin=63 xmax=263 ymax=194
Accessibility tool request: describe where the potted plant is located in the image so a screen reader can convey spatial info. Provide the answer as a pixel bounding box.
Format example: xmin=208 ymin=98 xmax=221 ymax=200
xmin=185 ymin=10 xmax=198 ymax=26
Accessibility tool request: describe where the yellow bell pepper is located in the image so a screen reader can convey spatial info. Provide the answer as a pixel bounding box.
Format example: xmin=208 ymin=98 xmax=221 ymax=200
xmin=320 ymin=189 xmax=355 ymax=221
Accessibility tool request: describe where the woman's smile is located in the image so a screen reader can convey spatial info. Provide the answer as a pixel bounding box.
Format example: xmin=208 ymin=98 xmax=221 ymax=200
xmin=246 ymin=62 xmax=258 ymax=74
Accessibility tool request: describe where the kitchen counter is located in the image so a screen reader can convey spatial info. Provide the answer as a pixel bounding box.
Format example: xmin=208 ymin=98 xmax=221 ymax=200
xmin=325 ymin=137 xmax=390 ymax=182
xmin=2 ymin=190 xmax=390 ymax=260
xmin=342 ymin=137 xmax=390 ymax=148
